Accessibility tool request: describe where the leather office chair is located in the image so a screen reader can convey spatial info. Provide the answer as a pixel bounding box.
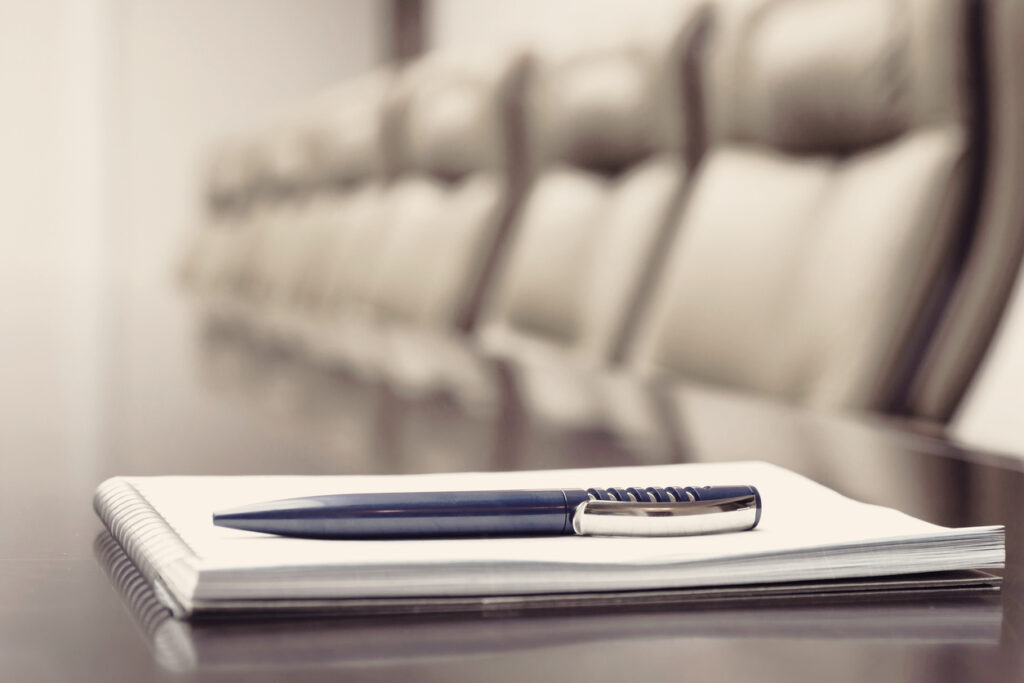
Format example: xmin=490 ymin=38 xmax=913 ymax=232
xmin=278 ymin=71 xmax=398 ymax=321
xmin=180 ymin=134 xmax=261 ymax=306
xmin=476 ymin=3 xmax=711 ymax=369
xmin=364 ymin=49 xmax=530 ymax=332
xmin=629 ymin=0 xmax=991 ymax=418
xmin=229 ymin=70 xmax=398 ymax=342
xmin=911 ymin=0 xmax=1024 ymax=422
xmin=180 ymin=116 xmax=310 ymax=322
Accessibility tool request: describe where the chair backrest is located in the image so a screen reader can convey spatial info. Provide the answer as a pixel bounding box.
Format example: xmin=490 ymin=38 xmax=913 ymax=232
xmin=181 ymin=68 xmax=400 ymax=322
xmin=366 ymin=49 xmax=530 ymax=331
xmin=630 ymin=0 xmax=984 ymax=415
xmin=278 ymin=70 xmax=398 ymax=317
xmin=476 ymin=2 xmax=711 ymax=367
xmin=179 ymin=133 xmax=259 ymax=300
xmin=909 ymin=0 xmax=1024 ymax=421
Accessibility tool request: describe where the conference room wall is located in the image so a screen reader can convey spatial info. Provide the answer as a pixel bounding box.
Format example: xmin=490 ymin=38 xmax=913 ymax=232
xmin=0 ymin=1 xmax=382 ymax=472
xmin=109 ymin=0 xmax=385 ymax=471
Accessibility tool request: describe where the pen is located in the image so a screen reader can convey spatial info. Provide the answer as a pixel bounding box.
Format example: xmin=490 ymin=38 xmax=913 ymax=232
xmin=213 ymin=485 xmax=761 ymax=538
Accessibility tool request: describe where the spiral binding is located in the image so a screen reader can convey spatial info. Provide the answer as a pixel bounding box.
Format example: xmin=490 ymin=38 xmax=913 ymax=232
xmin=93 ymin=478 xmax=197 ymax=600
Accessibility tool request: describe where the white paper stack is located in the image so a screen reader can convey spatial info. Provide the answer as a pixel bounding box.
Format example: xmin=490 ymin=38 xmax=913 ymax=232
xmin=94 ymin=461 xmax=1004 ymax=617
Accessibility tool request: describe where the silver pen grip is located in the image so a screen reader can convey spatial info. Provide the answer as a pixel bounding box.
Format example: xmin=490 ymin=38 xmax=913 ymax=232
xmin=571 ymin=490 xmax=760 ymax=536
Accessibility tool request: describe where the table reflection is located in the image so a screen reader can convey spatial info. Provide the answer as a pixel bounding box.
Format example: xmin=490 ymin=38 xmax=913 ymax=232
xmin=182 ymin=315 xmax=1024 ymax=681
xmin=95 ymin=531 xmax=1002 ymax=675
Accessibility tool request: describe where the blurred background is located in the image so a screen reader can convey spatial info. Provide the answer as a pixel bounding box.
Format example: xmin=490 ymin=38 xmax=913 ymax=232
xmin=2 ymin=0 xmax=1023 ymax=477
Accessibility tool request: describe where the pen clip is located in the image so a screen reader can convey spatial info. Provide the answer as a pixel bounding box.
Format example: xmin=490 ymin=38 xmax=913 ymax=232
xmin=571 ymin=493 xmax=760 ymax=537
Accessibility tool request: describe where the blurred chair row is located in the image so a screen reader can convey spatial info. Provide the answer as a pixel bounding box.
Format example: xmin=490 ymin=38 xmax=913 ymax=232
xmin=181 ymin=0 xmax=1024 ymax=423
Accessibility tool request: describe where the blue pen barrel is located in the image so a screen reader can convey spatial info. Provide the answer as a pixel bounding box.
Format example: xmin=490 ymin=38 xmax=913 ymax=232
xmin=214 ymin=489 xmax=592 ymax=539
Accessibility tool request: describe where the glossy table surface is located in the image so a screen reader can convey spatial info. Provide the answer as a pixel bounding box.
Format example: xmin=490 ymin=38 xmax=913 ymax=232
xmin=4 ymin=317 xmax=1024 ymax=682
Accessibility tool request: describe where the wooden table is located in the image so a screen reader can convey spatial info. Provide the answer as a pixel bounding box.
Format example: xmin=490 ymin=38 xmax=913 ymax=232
xmin=4 ymin=320 xmax=1021 ymax=682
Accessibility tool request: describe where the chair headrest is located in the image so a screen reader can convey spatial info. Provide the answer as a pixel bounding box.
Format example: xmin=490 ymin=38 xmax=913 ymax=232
xmin=394 ymin=50 xmax=530 ymax=181
xmin=711 ymin=0 xmax=969 ymax=153
xmin=528 ymin=1 xmax=711 ymax=174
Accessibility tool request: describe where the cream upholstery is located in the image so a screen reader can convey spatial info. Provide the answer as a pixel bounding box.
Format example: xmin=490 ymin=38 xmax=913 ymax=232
xmin=631 ymin=0 xmax=982 ymax=414
xmin=278 ymin=72 xmax=398 ymax=319
xmin=478 ymin=3 xmax=711 ymax=367
xmin=311 ymin=183 xmax=391 ymax=314
xmin=184 ymin=0 xmax=1023 ymax=425
xmin=911 ymin=0 xmax=1024 ymax=421
xmin=179 ymin=134 xmax=261 ymax=300
xmin=366 ymin=50 xmax=529 ymax=331
xmin=223 ymin=71 xmax=396 ymax=326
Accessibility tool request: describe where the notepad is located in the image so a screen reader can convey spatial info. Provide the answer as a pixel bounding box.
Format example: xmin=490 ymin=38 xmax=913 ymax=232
xmin=93 ymin=462 xmax=1004 ymax=617
xmin=93 ymin=532 xmax=1003 ymax=673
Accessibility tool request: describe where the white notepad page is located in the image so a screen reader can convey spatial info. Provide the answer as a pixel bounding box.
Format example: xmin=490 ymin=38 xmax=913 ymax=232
xmin=110 ymin=461 xmax=1003 ymax=608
